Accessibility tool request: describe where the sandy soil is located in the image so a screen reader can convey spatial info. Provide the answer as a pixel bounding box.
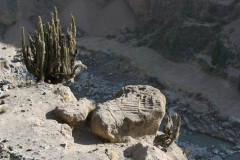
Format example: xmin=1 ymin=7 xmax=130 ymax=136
xmin=77 ymin=36 xmax=240 ymax=122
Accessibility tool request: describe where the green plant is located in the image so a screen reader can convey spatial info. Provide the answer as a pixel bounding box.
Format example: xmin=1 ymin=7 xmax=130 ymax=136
xmin=22 ymin=7 xmax=86 ymax=84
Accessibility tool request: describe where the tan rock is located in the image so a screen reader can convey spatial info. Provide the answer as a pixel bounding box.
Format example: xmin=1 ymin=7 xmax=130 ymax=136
xmin=54 ymin=85 xmax=77 ymax=102
xmin=91 ymin=85 xmax=166 ymax=142
xmin=55 ymin=98 xmax=96 ymax=127
xmin=124 ymin=141 xmax=187 ymax=160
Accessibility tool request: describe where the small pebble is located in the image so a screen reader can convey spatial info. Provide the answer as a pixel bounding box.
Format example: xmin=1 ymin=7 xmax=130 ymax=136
xmin=43 ymin=145 xmax=49 ymax=150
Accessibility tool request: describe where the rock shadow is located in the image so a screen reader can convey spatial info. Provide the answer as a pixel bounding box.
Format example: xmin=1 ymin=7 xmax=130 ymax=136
xmin=45 ymin=110 xmax=65 ymax=124
xmin=72 ymin=111 xmax=104 ymax=145
xmin=72 ymin=127 xmax=103 ymax=145
xmin=46 ymin=109 xmax=104 ymax=145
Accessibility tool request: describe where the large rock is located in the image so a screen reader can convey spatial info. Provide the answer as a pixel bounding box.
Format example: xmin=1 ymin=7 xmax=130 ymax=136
xmin=91 ymin=85 xmax=166 ymax=142
xmin=124 ymin=141 xmax=188 ymax=160
xmin=55 ymin=98 xmax=96 ymax=127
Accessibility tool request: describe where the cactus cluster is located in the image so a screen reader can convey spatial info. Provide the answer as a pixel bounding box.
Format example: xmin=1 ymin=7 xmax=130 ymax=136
xmin=22 ymin=7 xmax=86 ymax=84
xmin=154 ymin=113 xmax=185 ymax=150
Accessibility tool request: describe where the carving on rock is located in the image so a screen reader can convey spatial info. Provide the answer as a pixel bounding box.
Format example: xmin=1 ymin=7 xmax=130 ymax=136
xmin=91 ymin=85 xmax=166 ymax=143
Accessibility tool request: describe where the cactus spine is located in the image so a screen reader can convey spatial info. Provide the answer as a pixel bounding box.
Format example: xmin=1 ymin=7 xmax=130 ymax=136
xmin=22 ymin=7 xmax=86 ymax=84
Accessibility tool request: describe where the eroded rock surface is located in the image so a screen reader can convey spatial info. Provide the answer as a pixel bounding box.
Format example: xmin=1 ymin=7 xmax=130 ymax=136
xmin=91 ymin=85 xmax=166 ymax=142
xmin=55 ymin=98 xmax=96 ymax=127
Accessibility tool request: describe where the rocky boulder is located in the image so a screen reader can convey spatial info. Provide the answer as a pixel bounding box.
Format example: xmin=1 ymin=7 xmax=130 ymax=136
xmin=91 ymin=85 xmax=166 ymax=142
xmin=124 ymin=141 xmax=188 ymax=160
xmin=55 ymin=98 xmax=96 ymax=128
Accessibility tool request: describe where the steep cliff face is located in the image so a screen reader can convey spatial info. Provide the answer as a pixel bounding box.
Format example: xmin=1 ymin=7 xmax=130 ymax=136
xmin=125 ymin=0 xmax=238 ymax=23
xmin=0 ymin=0 xmax=240 ymax=67
xmin=0 ymin=0 xmax=66 ymax=26
xmin=0 ymin=0 xmax=137 ymax=45
xmin=125 ymin=0 xmax=186 ymax=23
xmin=60 ymin=0 xmax=136 ymax=36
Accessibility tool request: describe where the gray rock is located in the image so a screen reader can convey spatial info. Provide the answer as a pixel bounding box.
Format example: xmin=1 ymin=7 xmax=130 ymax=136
xmin=225 ymin=149 xmax=234 ymax=155
xmin=212 ymin=148 xmax=219 ymax=154
xmin=222 ymin=122 xmax=230 ymax=128
xmin=233 ymin=144 xmax=240 ymax=150
xmin=91 ymin=85 xmax=166 ymax=142
xmin=12 ymin=57 xmax=22 ymax=63
xmin=226 ymin=129 xmax=236 ymax=136
xmin=1 ymin=85 xmax=9 ymax=91
xmin=43 ymin=145 xmax=50 ymax=150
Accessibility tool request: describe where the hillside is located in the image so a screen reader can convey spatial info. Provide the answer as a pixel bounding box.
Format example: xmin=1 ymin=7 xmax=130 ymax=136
xmin=0 ymin=0 xmax=240 ymax=160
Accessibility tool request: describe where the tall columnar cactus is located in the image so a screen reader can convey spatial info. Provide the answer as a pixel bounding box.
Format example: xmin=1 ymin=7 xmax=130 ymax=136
xmin=22 ymin=7 xmax=86 ymax=84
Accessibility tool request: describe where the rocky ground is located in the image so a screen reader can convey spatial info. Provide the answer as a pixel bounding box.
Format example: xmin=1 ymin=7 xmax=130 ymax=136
xmin=0 ymin=43 xmax=188 ymax=160
xmin=1 ymin=41 xmax=240 ymax=160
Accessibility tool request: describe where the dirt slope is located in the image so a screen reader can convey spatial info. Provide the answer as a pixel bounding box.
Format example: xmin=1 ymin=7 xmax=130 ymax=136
xmin=61 ymin=0 xmax=136 ymax=36
xmin=1 ymin=0 xmax=137 ymax=47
